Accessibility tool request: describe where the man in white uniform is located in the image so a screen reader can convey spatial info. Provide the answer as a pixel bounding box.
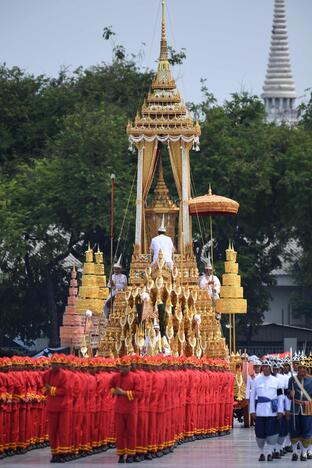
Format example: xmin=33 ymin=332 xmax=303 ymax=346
xmin=150 ymin=216 xmax=175 ymax=269
xmin=199 ymin=256 xmax=221 ymax=302
xmin=246 ymin=358 xmax=262 ymax=400
xmin=273 ymin=361 xmax=291 ymax=459
xmin=104 ymin=255 xmax=127 ymax=318
xmin=250 ymin=360 xmax=284 ymax=461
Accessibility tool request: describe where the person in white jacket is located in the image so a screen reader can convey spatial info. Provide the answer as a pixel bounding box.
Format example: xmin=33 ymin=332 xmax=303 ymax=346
xmin=250 ymin=360 xmax=284 ymax=461
xmin=150 ymin=216 xmax=175 ymax=269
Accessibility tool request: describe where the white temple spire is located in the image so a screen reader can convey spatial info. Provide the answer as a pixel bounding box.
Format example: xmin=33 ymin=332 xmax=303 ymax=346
xmin=262 ymin=0 xmax=297 ymax=124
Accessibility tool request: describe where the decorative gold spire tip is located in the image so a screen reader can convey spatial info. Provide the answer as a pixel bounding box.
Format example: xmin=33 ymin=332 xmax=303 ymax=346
xmin=208 ymin=184 xmax=212 ymax=195
xmin=160 ymin=0 xmax=168 ymax=61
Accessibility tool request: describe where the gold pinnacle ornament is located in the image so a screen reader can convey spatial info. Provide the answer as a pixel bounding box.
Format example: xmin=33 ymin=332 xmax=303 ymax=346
xmin=76 ymin=245 xmax=109 ymax=315
xmin=215 ymin=243 xmax=247 ymax=314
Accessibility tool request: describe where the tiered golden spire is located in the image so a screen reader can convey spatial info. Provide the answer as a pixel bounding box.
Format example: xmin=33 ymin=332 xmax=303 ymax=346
xmin=75 ymin=245 xmax=109 ymax=315
xmin=126 ymin=0 xmax=200 ymax=139
xmin=215 ymin=243 xmax=247 ymax=314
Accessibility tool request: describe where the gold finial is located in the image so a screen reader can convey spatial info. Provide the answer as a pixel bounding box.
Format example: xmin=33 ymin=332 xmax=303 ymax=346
xmin=85 ymin=242 xmax=93 ymax=263
xmin=97 ymin=243 xmax=100 ymax=253
xmin=228 ymin=240 xmax=231 ymax=250
xmin=208 ymin=184 xmax=212 ymax=195
xmin=160 ymin=0 xmax=168 ymax=61
xmin=72 ymin=265 xmax=76 ymax=272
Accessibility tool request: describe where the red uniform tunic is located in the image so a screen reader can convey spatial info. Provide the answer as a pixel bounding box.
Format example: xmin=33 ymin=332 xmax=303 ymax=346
xmin=155 ymin=370 xmax=166 ymax=451
xmin=132 ymin=369 xmax=146 ymax=455
xmin=10 ymin=371 xmax=24 ymax=450
xmin=0 ymin=372 xmax=8 ymax=455
xmin=109 ymin=371 xmax=142 ymax=456
xmin=43 ymin=368 xmax=71 ymax=457
xmin=4 ymin=372 xmax=14 ymax=451
xmin=69 ymin=370 xmax=82 ymax=454
xmin=142 ymin=369 xmax=152 ymax=453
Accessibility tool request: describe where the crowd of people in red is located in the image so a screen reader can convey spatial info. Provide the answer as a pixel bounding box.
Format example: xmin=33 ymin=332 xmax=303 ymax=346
xmin=0 ymin=354 xmax=234 ymax=463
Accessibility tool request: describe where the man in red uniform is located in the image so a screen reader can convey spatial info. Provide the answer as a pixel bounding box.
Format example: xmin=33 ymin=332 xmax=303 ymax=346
xmin=42 ymin=354 xmax=71 ymax=463
xmin=109 ymin=355 xmax=142 ymax=463
xmin=0 ymin=358 xmax=11 ymax=459
xmin=130 ymin=355 xmax=147 ymax=462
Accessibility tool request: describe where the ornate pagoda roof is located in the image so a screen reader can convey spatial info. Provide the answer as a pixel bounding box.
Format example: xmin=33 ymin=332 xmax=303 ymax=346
xmin=127 ymin=0 xmax=200 ymax=142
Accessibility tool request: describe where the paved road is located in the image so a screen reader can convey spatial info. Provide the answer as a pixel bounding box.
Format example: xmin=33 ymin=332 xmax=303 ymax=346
xmin=0 ymin=425 xmax=299 ymax=467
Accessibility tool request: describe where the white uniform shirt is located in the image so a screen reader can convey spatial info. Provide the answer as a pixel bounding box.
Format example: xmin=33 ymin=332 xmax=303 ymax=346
xmin=108 ymin=273 xmax=127 ymax=297
xmin=150 ymin=234 xmax=174 ymax=267
xmin=199 ymin=274 xmax=221 ymax=299
xmin=281 ymin=372 xmax=291 ymax=411
xmin=275 ymin=373 xmax=290 ymax=413
xmin=250 ymin=374 xmax=284 ymax=416
xmin=246 ymin=372 xmax=262 ymax=399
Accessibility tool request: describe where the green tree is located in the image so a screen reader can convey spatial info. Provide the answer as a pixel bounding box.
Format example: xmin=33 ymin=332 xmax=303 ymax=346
xmin=191 ymin=90 xmax=312 ymax=342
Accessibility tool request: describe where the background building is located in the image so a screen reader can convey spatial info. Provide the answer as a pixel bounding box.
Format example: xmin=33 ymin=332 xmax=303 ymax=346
xmin=262 ymin=0 xmax=297 ymax=124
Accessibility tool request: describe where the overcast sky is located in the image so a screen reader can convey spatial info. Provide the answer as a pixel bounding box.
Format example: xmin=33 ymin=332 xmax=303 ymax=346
xmin=1 ymin=0 xmax=311 ymax=105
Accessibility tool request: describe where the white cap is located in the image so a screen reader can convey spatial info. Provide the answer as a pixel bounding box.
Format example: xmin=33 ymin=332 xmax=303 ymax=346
xmin=158 ymin=214 xmax=166 ymax=233
xmin=203 ymin=253 xmax=212 ymax=270
xmin=114 ymin=254 xmax=122 ymax=269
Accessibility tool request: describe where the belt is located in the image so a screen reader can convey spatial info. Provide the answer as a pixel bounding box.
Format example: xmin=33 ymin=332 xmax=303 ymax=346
xmin=258 ymin=396 xmax=278 ymax=413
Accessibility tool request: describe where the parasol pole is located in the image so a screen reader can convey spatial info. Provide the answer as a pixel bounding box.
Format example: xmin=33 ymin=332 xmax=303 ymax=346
xmin=233 ymin=313 xmax=236 ymax=353
xmin=290 ymin=347 xmax=296 ymax=430
xmin=207 ymin=185 xmax=217 ymax=314
xmin=110 ymin=173 xmax=115 ymax=317
xmin=229 ymin=315 xmax=232 ymax=354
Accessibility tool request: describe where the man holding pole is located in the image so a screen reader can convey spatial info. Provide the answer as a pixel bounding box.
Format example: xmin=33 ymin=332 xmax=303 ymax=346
xmin=199 ymin=255 xmax=220 ymax=303
xmin=104 ymin=256 xmax=127 ymax=319
xmin=287 ymin=356 xmax=312 ymax=461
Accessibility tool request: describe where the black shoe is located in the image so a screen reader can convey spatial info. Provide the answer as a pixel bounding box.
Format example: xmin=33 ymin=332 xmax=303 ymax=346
xmin=118 ymin=455 xmax=125 ymax=463
xmin=50 ymin=456 xmax=58 ymax=463
xmin=126 ymin=456 xmax=134 ymax=463
xmin=292 ymin=453 xmax=299 ymax=461
xmin=307 ymin=453 xmax=312 ymax=460
xmin=286 ymin=446 xmax=294 ymax=453
xmin=163 ymin=448 xmax=170 ymax=455
xmin=300 ymin=454 xmax=307 ymax=461
xmin=156 ymin=451 xmax=163 ymax=457
xmin=273 ymin=451 xmax=281 ymax=459
xmin=259 ymin=454 xmax=265 ymax=461
xmin=267 ymin=454 xmax=273 ymax=462
xmin=144 ymin=453 xmax=153 ymax=460
xmin=151 ymin=452 xmax=157 ymax=458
